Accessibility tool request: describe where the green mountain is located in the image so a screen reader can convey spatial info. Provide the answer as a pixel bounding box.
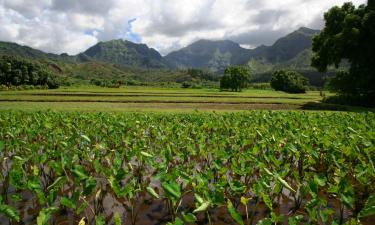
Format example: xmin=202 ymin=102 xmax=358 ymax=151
xmin=0 ymin=39 xmax=169 ymax=69
xmin=0 ymin=41 xmax=86 ymax=63
xmin=255 ymin=27 xmax=319 ymax=63
xmin=165 ymin=27 xmax=320 ymax=72
xmin=165 ymin=39 xmax=251 ymax=71
xmin=82 ymin=39 xmax=167 ymax=68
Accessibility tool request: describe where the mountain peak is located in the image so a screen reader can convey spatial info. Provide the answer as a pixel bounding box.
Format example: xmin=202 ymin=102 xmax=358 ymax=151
xmin=295 ymin=27 xmax=320 ymax=36
xmin=83 ymin=39 xmax=166 ymax=68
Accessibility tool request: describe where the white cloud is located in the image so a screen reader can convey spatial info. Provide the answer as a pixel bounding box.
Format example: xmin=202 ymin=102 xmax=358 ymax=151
xmin=0 ymin=0 xmax=368 ymax=55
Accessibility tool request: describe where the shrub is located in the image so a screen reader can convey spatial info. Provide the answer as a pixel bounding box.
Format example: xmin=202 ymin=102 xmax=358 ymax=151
xmin=270 ymin=70 xmax=309 ymax=93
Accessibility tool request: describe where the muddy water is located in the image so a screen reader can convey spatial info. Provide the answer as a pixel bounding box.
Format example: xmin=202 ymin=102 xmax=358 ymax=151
xmin=1 ymin=188 xmax=374 ymax=225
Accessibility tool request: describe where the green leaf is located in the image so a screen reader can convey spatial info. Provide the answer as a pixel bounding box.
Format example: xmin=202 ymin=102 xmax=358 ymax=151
xmin=256 ymin=218 xmax=272 ymax=225
xmin=276 ymin=175 xmax=296 ymax=193
xmin=95 ymin=214 xmax=105 ymax=225
xmin=114 ymin=212 xmax=122 ymax=225
xmin=47 ymin=176 xmax=66 ymax=190
xmin=60 ymin=197 xmax=77 ymax=209
xmin=182 ymin=212 xmax=197 ymax=223
xmin=0 ymin=203 xmax=20 ymax=222
xmin=263 ymin=168 xmax=273 ymax=176
xmin=37 ymin=207 xmax=58 ymax=225
xmin=81 ymin=134 xmax=91 ymax=142
xmin=240 ymin=196 xmax=251 ymax=206
xmin=147 ymin=186 xmax=160 ymax=199
xmin=194 ymin=194 xmax=204 ymax=204
xmin=140 ymin=151 xmax=153 ymax=158
xmin=83 ymin=177 xmax=97 ymax=196
xmin=193 ymin=201 xmax=211 ymax=213
xmin=359 ymin=194 xmax=375 ymax=218
xmin=262 ymin=193 xmax=273 ymax=210
xmin=227 ymin=200 xmax=244 ymax=225
xmin=288 ymin=215 xmax=304 ymax=225
xmin=162 ymin=181 xmax=181 ymax=200
xmin=167 ymin=217 xmax=184 ymax=225
xmin=0 ymin=141 xmax=4 ymax=151
xmin=314 ymin=174 xmax=326 ymax=186
xmin=340 ymin=193 xmax=354 ymax=208
xmin=72 ymin=165 xmax=88 ymax=180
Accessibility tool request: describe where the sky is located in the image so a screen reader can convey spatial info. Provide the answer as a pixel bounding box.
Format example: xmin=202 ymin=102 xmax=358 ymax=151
xmin=0 ymin=0 xmax=367 ymax=56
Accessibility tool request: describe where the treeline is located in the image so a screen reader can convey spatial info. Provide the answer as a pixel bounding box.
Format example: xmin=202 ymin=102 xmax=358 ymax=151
xmin=0 ymin=55 xmax=59 ymax=89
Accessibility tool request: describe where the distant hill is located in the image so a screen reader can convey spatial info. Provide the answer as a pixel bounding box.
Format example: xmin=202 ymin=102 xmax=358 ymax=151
xmin=0 ymin=27 xmax=326 ymax=85
xmin=164 ymin=39 xmax=251 ymax=71
xmin=0 ymin=41 xmax=83 ymax=63
xmin=82 ymin=39 xmax=167 ymax=68
xmin=165 ymin=27 xmax=320 ymax=72
xmin=255 ymin=27 xmax=319 ymax=63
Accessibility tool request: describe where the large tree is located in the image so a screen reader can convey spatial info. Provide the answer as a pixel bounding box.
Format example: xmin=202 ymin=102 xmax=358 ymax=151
xmin=220 ymin=66 xmax=251 ymax=92
xmin=270 ymin=70 xmax=309 ymax=93
xmin=312 ymin=0 xmax=375 ymax=105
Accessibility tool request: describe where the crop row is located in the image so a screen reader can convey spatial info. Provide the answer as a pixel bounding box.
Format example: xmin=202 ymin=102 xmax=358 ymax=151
xmin=0 ymin=111 xmax=374 ymax=225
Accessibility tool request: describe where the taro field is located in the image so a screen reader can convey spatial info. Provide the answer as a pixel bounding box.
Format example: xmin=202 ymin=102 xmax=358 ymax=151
xmin=0 ymin=111 xmax=374 ymax=225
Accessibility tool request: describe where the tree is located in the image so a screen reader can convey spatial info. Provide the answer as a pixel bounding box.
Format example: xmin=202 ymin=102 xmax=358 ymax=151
xmin=220 ymin=66 xmax=251 ymax=92
xmin=270 ymin=70 xmax=309 ymax=93
xmin=311 ymin=1 xmax=375 ymax=106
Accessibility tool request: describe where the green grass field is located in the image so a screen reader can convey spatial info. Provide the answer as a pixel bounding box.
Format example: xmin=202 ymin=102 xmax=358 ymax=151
xmin=0 ymin=86 xmax=340 ymax=112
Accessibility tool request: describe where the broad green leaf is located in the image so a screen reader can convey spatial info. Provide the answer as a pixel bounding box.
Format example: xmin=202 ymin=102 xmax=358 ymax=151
xmin=140 ymin=151 xmax=153 ymax=158
xmin=227 ymin=200 xmax=244 ymax=225
xmin=72 ymin=165 xmax=88 ymax=180
xmin=0 ymin=141 xmax=4 ymax=151
xmin=314 ymin=174 xmax=326 ymax=186
xmin=47 ymin=176 xmax=66 ymax=190
xmin=81 ymin=134 xmax=91 ymax=142
xmin=95 ymin=214 xmax=105 ymax=225
xmin=60 ymin=197 xmax=76 ymax=209
xmin=194 ymin=194 xmax=204 ymax=204
xmin=276 ymin=175 xmax=296 ymax=193
xmin=263 ymin=168 xmax=273 ymax=176
xmin=167 ymin=217 xmax=184 ymax=225
xmin=193 ymin=201 xmax=211 ymax=213
xmin=182 ymin=212 xmax=197 ymax=223
xmin=162 ymin=181 xmax=181 ymax=200
xmin=240 ymin=196 xmax=251 ymax=206
xmin=0 ymin=203 xmax=20 ymax=222
xmin=262 ymin=193 xmax=273 ymax=210
xmin=37 ymin=207 xmax=58 ymax=225
xmin=147 ymin=186 xmax=160 ymax=199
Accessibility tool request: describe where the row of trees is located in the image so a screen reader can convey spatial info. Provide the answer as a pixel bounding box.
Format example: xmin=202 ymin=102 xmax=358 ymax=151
xmin=220 ymin=66 xmax=309 ymax=93
xmin=0 ymin=55 xmax=59 ymax=89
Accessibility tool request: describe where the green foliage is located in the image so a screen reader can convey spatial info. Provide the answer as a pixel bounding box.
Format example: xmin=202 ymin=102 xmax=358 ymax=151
xmin=270 ymin=70 xmax=309 ymax=93
xmin=0 ymin=55 xmax=59 ymax=89
xmin=0 ymin=111 xmax=374 ymax=224
xmin=83 ymin=39 xmax=167 ymax=68
xmin=220 ymin=66 xmax=251 ymax=91
xmin=312 ymin=1 xmax=375 ymax=106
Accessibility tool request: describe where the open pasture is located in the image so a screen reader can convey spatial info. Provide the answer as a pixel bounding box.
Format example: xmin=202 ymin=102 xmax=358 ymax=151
xmin=0 ymin=86 xmax=328 ymax=112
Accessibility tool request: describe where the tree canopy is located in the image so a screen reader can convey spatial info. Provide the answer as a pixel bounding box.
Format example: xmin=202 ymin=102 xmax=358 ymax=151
xmin=312 ymin=0 xmax=375 ymax=105
xmin=220 ymin=66 xmax=251 ymax=92
xmin=270 ymin=70 xmax=309 ymax=93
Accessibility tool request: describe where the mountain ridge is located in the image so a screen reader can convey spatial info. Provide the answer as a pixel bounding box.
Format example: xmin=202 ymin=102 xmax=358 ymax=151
xmin=0 ymin=27 xmax=320 ymax=73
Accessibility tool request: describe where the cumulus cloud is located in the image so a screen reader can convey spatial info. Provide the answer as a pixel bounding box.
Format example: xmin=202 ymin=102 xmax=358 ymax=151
xmin=0 ymin=0 xmax=368 ymax=55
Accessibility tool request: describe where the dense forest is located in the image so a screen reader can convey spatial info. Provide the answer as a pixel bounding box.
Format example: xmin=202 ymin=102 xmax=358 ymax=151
xmin=0 ymin=55 xmax=59 ymax=89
